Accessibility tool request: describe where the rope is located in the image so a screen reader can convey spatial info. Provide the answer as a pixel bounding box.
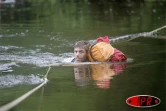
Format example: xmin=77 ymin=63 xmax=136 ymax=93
xmin=127 ymin=25 xmax=166 ymax=41
xmin=145 ymin=25 xmax=166 ymax=35
xmin=109 ymin=25 xmax=166 ymax=43
xmin=0 ymin=66 xmax=51 ymax=111
xmin=37 ymin=86 xmax=45 ymax=111
xmin=44 ymin=66 xmax=51 ymax=79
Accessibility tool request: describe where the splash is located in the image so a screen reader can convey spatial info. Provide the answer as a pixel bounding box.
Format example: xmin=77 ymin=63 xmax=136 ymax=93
xmin=0 ymin=74 xmax=44 ymax=88
xmin=0 ymin=45 xmax=73 ymax=67
xmin=0 ymin=62 xmax=18 ymax=71
xmin=0 ymin=45 xmax=23 ymax=51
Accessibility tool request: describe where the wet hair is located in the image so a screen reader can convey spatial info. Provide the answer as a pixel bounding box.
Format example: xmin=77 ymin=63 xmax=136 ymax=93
xmin=74 ymin=40 xmax=90 ymax=52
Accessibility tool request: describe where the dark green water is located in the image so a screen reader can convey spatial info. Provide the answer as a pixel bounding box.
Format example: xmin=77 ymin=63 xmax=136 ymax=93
xmin=0 ymin=1 xmax=165 ymax=111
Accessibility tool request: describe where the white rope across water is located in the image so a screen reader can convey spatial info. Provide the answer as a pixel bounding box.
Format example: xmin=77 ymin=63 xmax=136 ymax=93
xmin=127 ymin=25 xmax=166 ymax=41
xmin=0 ymin=66 xmax=51 ymax=111
xmin=109 ymin=25 xmax=166 ymax=43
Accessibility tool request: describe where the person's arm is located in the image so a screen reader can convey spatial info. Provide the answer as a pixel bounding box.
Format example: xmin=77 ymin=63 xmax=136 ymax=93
xmin=71 ymin=58 xmax=75 ymax=62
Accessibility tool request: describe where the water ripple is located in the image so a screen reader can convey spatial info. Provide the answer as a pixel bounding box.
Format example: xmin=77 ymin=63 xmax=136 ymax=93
xmin=0 ymin=51 xmax=73 ymax=67
xmin=0 ymin=74 xmax=44 ymax=88
xmin=0 ymin=62 xmax=18 ymax=71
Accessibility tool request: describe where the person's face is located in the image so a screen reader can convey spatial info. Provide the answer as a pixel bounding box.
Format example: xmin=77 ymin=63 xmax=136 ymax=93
xmin=74 ymin=47 xmax=88 ymax=62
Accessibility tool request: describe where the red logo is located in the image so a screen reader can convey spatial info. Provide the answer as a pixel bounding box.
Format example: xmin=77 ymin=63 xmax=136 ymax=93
xmin=126 ymin=95 xmax=161 ymax=108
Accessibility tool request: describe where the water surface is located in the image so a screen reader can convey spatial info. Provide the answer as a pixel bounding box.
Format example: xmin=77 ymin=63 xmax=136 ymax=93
xmin=0 ymin=1 xmax=165 ymax=111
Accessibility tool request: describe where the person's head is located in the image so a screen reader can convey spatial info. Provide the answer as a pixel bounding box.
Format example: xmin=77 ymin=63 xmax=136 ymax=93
xmin=74 ymin=40 xmax=90 ymax=62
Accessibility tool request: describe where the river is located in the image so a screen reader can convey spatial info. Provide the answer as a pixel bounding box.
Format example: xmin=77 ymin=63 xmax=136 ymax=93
xmin=0 ymin=0 xmax=165 ymax=111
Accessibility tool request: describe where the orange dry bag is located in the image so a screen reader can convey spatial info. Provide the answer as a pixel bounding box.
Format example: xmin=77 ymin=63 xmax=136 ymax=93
xmin=88 ymin=42 xmax=114 ymax=62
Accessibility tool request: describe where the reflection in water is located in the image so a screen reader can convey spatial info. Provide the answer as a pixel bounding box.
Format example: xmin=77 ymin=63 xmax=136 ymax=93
xmin=91 ymin=63 xmax=127 ymax=89
xmin=74 ymin=65 xmax=91 ymax=87
xmin=74 ymin=63 xmax=127 ymax=89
